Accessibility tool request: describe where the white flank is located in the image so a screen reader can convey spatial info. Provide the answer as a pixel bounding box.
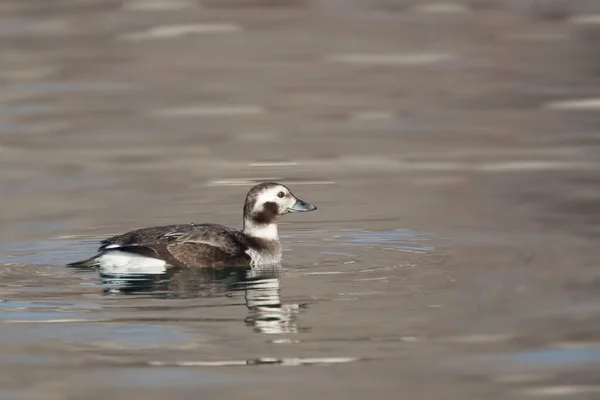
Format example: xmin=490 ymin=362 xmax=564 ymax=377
xmin=97 ymin=251 xmax=167 ymax=275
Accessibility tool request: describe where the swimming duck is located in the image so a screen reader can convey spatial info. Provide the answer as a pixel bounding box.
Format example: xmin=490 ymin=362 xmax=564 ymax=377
xmin=67 ymin=182 xmax=317 ymax=273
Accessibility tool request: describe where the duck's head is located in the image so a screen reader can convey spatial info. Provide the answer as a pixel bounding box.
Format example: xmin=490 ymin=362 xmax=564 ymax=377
xmin=243 ymin=182 xmax=317 ymax=239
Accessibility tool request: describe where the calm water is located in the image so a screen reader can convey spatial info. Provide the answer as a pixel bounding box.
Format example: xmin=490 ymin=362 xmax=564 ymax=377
xmin=1 ymin=228 xmax=600 ymax=399
xmin=1 ymin=0 xmax=600 ymax=399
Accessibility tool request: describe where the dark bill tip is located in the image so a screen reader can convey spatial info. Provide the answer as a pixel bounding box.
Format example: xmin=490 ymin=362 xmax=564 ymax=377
xmin=288 ymin=199 xmax=317 ymax=213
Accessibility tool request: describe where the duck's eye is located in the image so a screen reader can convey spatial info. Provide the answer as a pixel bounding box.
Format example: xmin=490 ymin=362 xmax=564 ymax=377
xmin=277 ymin=191 xmax=285 ymax=198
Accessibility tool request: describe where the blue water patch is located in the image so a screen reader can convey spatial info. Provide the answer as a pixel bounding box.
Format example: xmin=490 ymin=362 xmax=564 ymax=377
xmin=0 ymin=103 xmax=57 ymax=116
xmin=346 ymin=231 xmax=423 ymax=238
xmin=335 ymin=243 xmax=428 ymax=252
xmin=0 ymin=238 xmax=99 ymax=265
xmin=7 ymin=81 xmax=130 ymax=94
xmin=0 ymin=389 xmax=24 ymax=400
xmin=491 ymin=347 xmax=600 ymax=368
xmin=91 ymin=368 xmax=280 ymax=388
xmin=3 ymin=354 xmax=61 ymax=366
xmin=0 ymin=301 xmax=106 ymax=321
xmin=0 ymin=300 xmax=106 ymax=310
xmin=0 ymin=323 xmax=193 ymax=345
xmin=543 ymin=302 xmax=600 ymax=317
xmin=283 ymin=229 xmax=424 ymax=239
xmin=285 ymin=230 xmax=431 ymax=253
xmin=0 ymin=123 xmax=31 ymax=134
xmin=0 ymin=310 xmax=86 ymax=321
xmin=0 ymin=301 xmax=62 ymax=310
xmin=21 ymin=220 xmax=74 ymax=235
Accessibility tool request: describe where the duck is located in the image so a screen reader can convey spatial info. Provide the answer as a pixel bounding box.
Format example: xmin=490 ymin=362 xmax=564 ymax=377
xmin=67 ymin=182 xmax=317 ymax=274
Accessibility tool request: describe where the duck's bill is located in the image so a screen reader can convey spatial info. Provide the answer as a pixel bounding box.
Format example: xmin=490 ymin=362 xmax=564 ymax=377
xmin=288 ymin=199 xmax=317 ymax=213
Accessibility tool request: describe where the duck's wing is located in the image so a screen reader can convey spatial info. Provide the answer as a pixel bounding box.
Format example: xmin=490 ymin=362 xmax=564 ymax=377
xmin=98 ymin=224 xmax=198 ymax=251
xmin=166 ymin=224 xmax=251 ymax=268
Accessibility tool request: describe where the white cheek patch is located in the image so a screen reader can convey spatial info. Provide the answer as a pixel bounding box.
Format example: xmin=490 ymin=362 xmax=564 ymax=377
xmin=97 ymin=251 xmax=167 ymax=275
xmin=253 ymin=188 xmax=280 ymax=212
xmin=253 ymin=187 xmax=294 ymax=213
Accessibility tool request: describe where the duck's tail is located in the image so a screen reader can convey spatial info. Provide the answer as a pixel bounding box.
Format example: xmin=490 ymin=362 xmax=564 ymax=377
xmin=66 ymin=256 xmax=99 ymax=269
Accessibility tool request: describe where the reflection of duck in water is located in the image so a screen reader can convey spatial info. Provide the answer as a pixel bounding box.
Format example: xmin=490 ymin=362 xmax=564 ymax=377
xmin=101 ymin=265 xmax=304 ymax=335
xmin=100 ymin=266 xmax=249 ymax=297
xmin=67 ymin=182 xmax=316 ymax=273
xmin=243 ymin=267 xmax=303 ymax=335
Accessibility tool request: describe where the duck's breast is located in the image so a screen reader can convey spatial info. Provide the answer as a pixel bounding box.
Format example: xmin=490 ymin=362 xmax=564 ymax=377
xmin=244 ymin=237 xmax=282 ymax=266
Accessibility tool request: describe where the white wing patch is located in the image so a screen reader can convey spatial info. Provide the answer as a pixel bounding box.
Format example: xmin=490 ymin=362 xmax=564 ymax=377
xmin=173 ymin=232 xmax=227 ymax=249
xmin=104 ymin=244 xmax=121 ymax=249
xmin=163 ymin=231 xmax=187 ymax=239
xmin=97 ymin=250 xmax=167 ymax=275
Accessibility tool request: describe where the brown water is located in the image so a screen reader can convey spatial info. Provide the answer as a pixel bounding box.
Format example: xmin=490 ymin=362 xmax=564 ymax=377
xmin=1 ymin=0 xmax=600 ymax=399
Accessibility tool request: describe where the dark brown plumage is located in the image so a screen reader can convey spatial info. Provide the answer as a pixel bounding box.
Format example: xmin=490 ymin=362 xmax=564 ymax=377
xmin=67 ymin=182 xmax=317 ymax=271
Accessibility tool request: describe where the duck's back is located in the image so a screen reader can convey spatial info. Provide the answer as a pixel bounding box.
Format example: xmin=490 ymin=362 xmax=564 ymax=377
xmin=96 ymin=223 xmax=252 ymax=269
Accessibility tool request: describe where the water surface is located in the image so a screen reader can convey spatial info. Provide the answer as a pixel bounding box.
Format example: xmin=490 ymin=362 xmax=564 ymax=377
xmin=1 ymin=0 xmax=600 ymax=399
